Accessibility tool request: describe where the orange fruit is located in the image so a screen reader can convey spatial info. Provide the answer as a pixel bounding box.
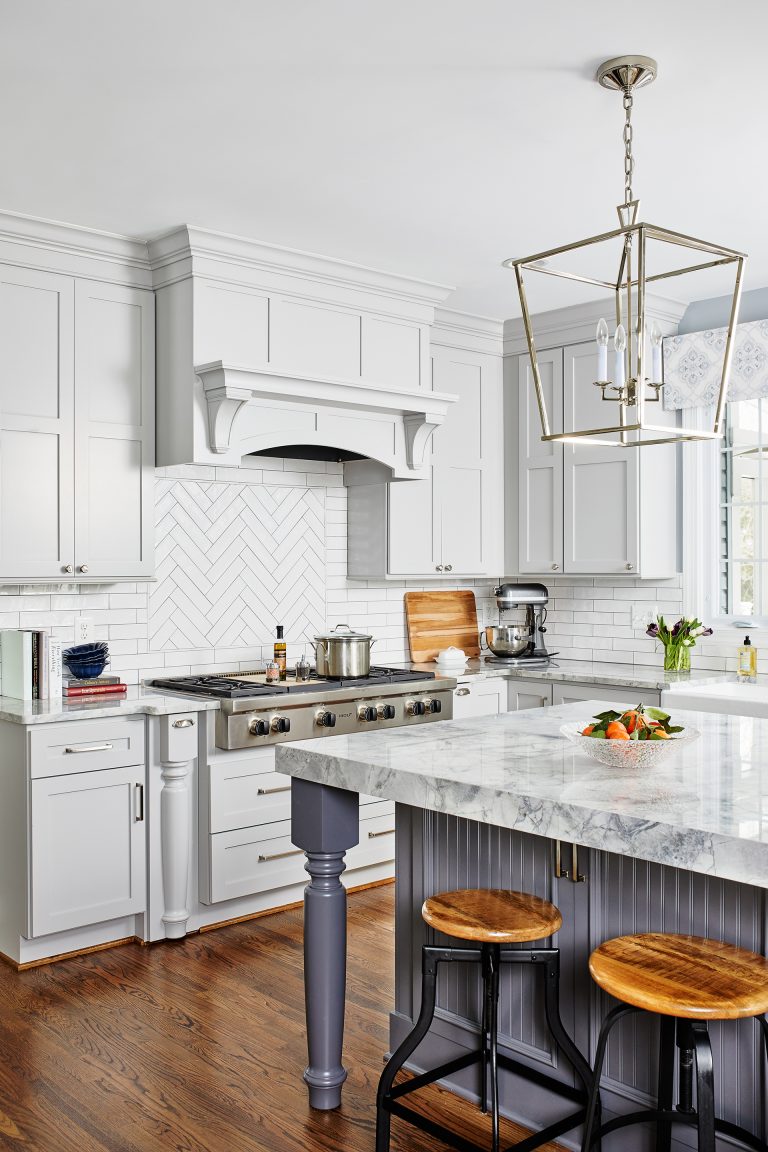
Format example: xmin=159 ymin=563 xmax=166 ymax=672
xmin=651 ymin=728 xmax=670 ymax=739
xmin=621 ymin=710 xmax=648 ymax=734
xmin=606 ymin=720 xmax=630 ymax=741
xmin=582 ymin=724 xmax=595 ymax=736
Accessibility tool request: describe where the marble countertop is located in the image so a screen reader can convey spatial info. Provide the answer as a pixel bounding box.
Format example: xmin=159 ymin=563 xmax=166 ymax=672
xmin=0 ymin=685 xmax=220 ymax=724
xmin=277 ymin=701 xmax=768 ymax=888
xmin=407 ymin=656 xmax=730 ymax=692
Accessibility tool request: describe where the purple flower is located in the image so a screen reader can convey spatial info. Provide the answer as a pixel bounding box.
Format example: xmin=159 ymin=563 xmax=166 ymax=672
xmin=646 ymin=622 xmax=660 ymax=638
xmin=701 ymin=627 xmax=713 ymax=637
xmin=670 ymin=619 xmax=684 ymax=638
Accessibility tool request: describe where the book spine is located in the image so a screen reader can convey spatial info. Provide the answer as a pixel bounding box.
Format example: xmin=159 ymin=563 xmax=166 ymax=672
xmin=48 ymin=638 xmax=63 ymax=702
xmin=39 ymin=633 xmax=49 ymax=701
xmin=63 ymin=684 xmax=126 ymax=696
xmin=63 ymin=675 xmax=121 ymax=687
xmin=31 ymin=633 xmax=39 ymax=700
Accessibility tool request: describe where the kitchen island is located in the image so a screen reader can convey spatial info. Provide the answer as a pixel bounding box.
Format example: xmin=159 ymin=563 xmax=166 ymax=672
xmin=277 ymin=702 xmax=768 ymax=1149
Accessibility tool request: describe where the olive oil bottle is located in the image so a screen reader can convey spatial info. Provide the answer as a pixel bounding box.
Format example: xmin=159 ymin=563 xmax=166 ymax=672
xmin=274 ymin=625 xmax=287 ymax=681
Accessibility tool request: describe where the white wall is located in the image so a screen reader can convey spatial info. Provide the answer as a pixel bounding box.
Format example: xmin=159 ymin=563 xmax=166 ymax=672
xmin=1 ymin=461 xmax=748 ymax=689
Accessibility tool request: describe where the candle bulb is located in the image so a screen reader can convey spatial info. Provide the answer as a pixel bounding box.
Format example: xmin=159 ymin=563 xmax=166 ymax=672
xmin=614 ymin=324 xmax=626 ymax=391
xmin=596 ymin=318 xmax=609 ymax=381
xmin=651 ymin=321 xmax=663 ymax=383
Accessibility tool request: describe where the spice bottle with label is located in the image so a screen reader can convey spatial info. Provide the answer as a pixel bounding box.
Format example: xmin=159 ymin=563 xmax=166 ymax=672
xmin=274 ymin=625 xmax=287 ymax=681
xmin=737 ymin=635 xmax=758 ymax=683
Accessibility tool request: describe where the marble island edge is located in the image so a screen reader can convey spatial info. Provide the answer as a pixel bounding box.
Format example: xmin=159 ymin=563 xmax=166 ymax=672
xmin=277 ymin=701 xmax=768 ymax=889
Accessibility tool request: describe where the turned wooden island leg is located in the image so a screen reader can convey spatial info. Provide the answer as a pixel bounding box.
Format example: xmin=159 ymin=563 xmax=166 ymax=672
xmin=291 ymin=777 xmax=360 ymax=1110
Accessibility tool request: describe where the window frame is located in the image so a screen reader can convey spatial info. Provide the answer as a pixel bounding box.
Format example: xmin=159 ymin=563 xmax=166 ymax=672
xmin=683 ymin=401 xmax=768 ymax=641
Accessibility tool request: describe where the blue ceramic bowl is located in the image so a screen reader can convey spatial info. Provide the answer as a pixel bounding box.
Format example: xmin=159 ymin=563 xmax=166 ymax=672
xmin=64 ymin=658 xmax=108 ymax=679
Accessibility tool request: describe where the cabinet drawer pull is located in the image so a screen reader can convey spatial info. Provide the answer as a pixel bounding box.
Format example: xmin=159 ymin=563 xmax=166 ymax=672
xmin=257 ymin=784 xmax=291 ymax=795
xmin=456 ymin=687 xmax=471 ymax=697
xmin=78 ymin=564 xmax=89 ymax=574
xmin=64 ymin=742 xmax=114 ymax=754
xmin=258 ymin=848 xmax=304 ymax=863
xmin=435 ymin=565 xmax=444 ymax=572
xmin=135 ymin=783 xmax=144 ymax=822
xmin=368 ymin=828 xmax=395 ymax=839
xmin=173 ymin=718 xmax=195 ymax=728
xmin=444 ymin=564 xmax=453 ymax=572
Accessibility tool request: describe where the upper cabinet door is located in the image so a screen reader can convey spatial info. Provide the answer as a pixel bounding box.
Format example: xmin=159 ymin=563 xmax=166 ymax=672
xmin=562 ymin=343 xmax=638 ymax=574
xmin=518 ymin=350 xmax=564 ymax=575
xmin=0 ymin=267 xmax=75 ymax=580
xmin=73 ymin=282 xmax=155 ymax=579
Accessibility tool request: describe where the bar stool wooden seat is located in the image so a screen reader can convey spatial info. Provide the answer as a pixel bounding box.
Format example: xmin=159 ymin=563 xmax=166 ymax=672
xmin=376 ymin=888 xmax=593 ymax=1152
xmin=583 ymin=932 xmax=768 ymax=1152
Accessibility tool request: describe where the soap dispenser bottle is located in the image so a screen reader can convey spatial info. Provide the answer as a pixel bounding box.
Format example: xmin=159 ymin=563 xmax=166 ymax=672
xmin=737 ymin=635 xmax=757 ymax=683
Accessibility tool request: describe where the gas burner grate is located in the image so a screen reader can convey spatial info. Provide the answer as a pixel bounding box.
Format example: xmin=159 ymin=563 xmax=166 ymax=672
xmin=150 ymin=666 xmax=436 ymax=700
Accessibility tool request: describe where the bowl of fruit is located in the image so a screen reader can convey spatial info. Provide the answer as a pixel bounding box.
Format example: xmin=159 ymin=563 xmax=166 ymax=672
xmin=560 ymin=704 xmax=699 ymax=768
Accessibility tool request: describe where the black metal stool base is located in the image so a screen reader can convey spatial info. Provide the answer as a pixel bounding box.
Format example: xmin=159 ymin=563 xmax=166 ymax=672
xmin=582 ymin=1005 xmax=768 ymax=1152
xmin=376 ymin=944 xmax=594 ymax=1152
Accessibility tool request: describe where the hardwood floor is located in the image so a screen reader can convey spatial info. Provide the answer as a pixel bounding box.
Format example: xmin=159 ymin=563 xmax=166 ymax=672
xmin=0 ymin=884 xmax=565 ymax=1151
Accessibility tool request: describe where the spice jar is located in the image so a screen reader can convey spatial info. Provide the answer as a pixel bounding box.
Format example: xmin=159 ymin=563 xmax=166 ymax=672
xmin=265 ymin=661 xmax=281 ymax=684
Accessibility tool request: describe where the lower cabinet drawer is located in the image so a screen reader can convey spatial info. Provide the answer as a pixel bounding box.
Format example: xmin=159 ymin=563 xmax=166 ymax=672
xmin=208 ymin=820 xmax=306 ymax=903
xmin=29 ymin=716 xmax=145 ymax=778
xmin=346 ymin=802 xmax=396 ymax=870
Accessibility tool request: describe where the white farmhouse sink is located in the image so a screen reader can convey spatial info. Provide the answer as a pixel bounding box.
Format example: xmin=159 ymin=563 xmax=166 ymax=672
xmin=661 ymin=679 xmax=768 ymax=718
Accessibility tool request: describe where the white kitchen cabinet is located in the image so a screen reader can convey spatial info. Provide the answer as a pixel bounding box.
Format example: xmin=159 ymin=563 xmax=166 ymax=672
xmin=550 ymin=682 xmax=661 ymax=709
xmin=199 ymin=745 xmax=396 ymax=905
xmin=452 ymin=677 xmax=506 ymax=718
xmin=0 ymin=266 xmax=154 ymax=582
xmin=26 ymin=716 xmax=147 ymax=939
xmin=347 ymin=316 xmax=503 ymax=579
xmin=517 ymin=345 xmax=676 ymax=578
xmin=513 ymin=311 xmax=678 ymax=579
xmin=508 ymin=679 xmax=553 ymax=711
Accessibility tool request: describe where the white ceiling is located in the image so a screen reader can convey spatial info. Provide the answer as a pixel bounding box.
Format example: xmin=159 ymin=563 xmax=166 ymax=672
xmin=1 ymin=0 xmax=763 ymax=318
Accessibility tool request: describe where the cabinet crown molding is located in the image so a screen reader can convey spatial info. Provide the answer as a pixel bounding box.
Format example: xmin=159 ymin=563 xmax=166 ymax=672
xmin=0 ymin=210 xmax=153 ymax=287
xmin=503 ymin=293 xmax=688 ymax=357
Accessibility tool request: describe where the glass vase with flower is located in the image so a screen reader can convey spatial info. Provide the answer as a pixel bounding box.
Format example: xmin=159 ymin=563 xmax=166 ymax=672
xmin=646 ymin=616 xmax=713 ymax=674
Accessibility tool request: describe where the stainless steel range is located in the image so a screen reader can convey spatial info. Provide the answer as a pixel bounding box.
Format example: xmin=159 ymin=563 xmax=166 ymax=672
xmin=150 ymin=666 xmax=456 ymax=750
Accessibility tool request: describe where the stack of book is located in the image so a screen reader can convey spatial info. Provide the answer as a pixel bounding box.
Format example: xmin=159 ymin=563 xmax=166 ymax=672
xmin=63 ymin=674 xmax=127 ymax=702
xmin=0 ymin=630 xmax=63 ymax=702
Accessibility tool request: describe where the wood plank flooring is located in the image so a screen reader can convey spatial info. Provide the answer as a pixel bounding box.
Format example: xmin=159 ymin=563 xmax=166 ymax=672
xmin=0 ymin=884 xmax=565 ymax=1151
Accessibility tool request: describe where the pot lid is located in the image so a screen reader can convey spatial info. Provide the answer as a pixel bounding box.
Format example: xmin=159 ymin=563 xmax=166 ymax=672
xmin=314 ymin=623 xmax=373 ymax=642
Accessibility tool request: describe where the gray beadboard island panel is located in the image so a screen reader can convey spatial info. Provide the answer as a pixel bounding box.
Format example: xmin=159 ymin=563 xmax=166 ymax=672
xmin=277 ymin=703 xmax=768 ymax=1149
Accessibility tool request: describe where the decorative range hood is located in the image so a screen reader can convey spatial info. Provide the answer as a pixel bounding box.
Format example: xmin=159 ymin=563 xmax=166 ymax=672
xmin=195 ymin=360 xmax=456 ymax=476
xmin=149 ymin=226 xmax=457 ymax=479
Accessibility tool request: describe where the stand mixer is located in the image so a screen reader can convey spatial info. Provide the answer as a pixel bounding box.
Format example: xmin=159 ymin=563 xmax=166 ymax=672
xmin=481 ymin=582 xmax=554 ymax=667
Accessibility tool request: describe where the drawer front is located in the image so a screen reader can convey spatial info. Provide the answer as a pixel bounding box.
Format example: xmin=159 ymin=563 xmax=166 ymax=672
xmin=347 ymin=803 xmax=396 ymax=870
xmin=210 ymin=767 xmax=290 ymax=833
xmin=29 ymin=716 xmax=145 ymax=777
xmin=452 ymin=678 xmax=505 ymax=719
xmin=209 ymin=820 xmax=307 ymax=903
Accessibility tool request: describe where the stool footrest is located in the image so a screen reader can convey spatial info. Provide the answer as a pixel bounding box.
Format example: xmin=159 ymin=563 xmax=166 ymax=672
xmin=587 ymin=1106 xmax=768 ymax=1152
xmin=389 ymin=1050 xmax=478 ymax=1099
xmin=388 ymin=1099 xmax=588 ymax=1152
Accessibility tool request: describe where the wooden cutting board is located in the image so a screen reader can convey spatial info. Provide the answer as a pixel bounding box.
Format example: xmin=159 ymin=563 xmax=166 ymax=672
xmin=404 ymin=590 xmax=480 ymax=663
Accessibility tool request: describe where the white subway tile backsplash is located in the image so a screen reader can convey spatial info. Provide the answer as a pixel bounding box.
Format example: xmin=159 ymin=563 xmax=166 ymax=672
xmin=0 ymin=458 xmax=706 ymax=692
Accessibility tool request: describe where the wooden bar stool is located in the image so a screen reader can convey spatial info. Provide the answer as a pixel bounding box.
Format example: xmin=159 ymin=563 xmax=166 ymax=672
xmin=376 ymin=888 xmax=593 ymax=1152
xmin=582 ymin=932 xmax=768 ymax=1152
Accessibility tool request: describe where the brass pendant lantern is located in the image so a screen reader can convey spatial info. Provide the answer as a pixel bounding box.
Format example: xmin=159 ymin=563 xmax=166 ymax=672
xmin=505 ymin=56 xmax=747 ymax=448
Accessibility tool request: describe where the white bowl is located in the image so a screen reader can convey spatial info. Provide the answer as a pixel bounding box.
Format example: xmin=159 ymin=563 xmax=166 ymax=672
xmin=435 ymin=647 xmax=468 ymax=671
xmin=560 ymin=723 xmax=700 ymax=768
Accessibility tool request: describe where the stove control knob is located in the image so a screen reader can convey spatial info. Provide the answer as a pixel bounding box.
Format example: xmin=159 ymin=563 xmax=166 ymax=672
xmin=249 ymin=718 xmax=270 ymax=737
xmin=377 ymin=703 xmax=396 ymax=720
xmin=270 ymin=716 xmax=291 ymax=734
xmin=358 ymin=705 xmax=378 ymax=722
xmin=425 ymin=698 xmax=442 ymax=714
xmin=315 ymin=709 xmax=337 ymax=728
xmin=406 ymin=699 xmax=426 ymax=717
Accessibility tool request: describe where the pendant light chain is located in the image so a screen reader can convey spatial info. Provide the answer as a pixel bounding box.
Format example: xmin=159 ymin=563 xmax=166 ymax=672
xmin=623 ymin=86 xmax=634 ymax=205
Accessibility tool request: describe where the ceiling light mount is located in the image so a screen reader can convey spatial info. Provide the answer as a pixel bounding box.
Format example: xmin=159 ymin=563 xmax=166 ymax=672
xmin=505 ymin=52 xmax=746 ymax=448
xmin=596 ymin=55 xmax=658 ymax=93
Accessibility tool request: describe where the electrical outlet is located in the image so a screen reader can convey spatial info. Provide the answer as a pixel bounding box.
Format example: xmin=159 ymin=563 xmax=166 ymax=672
xmin=75 ymin=617 xmax=93 ymax=644
xmin=630 ymin=604 xmax=657 ymax=630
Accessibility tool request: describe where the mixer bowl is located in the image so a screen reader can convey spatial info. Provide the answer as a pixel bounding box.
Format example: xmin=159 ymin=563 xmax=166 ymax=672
xmin=481 ymin=625 xmax=531 ymax=658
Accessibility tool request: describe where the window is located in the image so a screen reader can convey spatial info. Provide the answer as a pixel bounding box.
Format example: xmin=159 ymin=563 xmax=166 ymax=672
xmin=721 ymin=399 xmax=768 ymax=617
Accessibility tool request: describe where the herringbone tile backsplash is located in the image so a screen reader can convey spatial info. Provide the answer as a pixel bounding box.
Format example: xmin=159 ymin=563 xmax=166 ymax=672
xmin=0 ymin=459 xmax=706 ymax=689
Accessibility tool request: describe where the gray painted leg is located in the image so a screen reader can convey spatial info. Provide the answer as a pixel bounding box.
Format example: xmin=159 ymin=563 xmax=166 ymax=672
xmin=290 ymin=778 xmax=360 ymax=1110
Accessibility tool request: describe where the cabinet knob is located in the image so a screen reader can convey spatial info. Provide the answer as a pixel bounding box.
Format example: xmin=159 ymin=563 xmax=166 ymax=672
xmin=551 ymin=563 xmax=560 ymax=571
xmin=445 ymin=564 xmax=453 ymax=572
xmin=626 ymin=563 xmax=634 ymax=571
xmin=435 ymin=565 xmax=444 ymax=572
xmin=63 ymin=565 xmax=73 ymax=574
xmin=78 ymin=564 xmax=89 ymax=574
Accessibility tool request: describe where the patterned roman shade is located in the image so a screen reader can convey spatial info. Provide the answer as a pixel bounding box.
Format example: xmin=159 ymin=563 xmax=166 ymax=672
xmin=663 ymin=319 xmax=768 ymax=410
